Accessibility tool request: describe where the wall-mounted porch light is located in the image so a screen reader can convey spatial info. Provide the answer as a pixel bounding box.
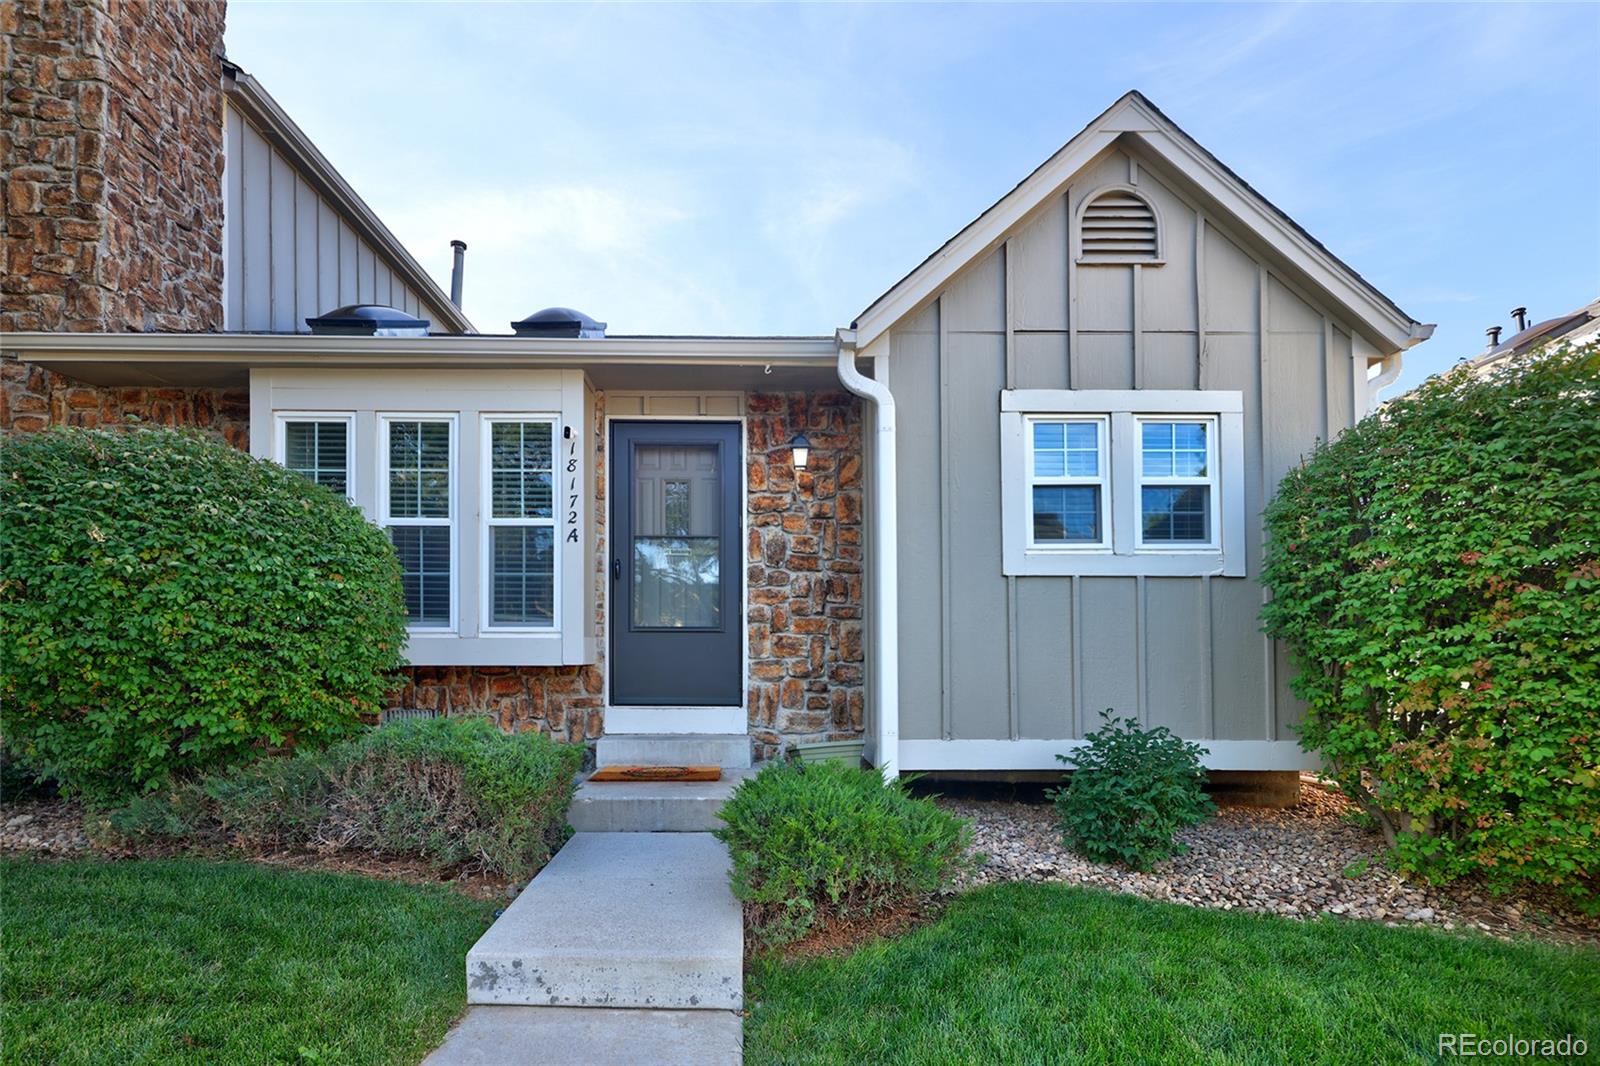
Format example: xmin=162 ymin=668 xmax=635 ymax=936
xmin=789 ymin=433 xmax=812 ymax=471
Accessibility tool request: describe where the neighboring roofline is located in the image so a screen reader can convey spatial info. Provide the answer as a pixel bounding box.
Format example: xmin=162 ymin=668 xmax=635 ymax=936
xmin=1466 ymin=296 xmax=1600 ymax=368
xmin=0 ymin=331 xmax=837 ymax=367
xmin=850 ymin=90 xmax=1433 ymax=355
xmin=221 ymin=60 xmax=476 ymax=335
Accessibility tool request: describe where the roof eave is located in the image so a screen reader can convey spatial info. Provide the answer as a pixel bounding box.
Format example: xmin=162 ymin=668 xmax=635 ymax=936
xmin=851 ymin=91 xmax=1430 ymax=356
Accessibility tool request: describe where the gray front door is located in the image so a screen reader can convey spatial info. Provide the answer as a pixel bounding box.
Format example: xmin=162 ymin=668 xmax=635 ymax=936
xmin=610 ymin=421 xmax=743 ymax=706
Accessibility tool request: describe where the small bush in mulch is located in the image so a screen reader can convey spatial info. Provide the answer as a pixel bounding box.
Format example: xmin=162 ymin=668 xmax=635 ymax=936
xmin=1262 ymin=344 xmax=1600 ymax=901
xmin=1050 ymin=710 xmax=1214 ymax=871
xmin=0 ymin=426 xmax=408 ymax=804
xmin=96 ymin=717 xmax=583 ymax=879
xmin=715 ymin=759 xmax=973 ymax=948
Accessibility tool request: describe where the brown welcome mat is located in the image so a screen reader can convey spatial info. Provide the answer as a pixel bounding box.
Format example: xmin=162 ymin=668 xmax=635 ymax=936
xmin=589 ymin=765 xmax=723 ymax=783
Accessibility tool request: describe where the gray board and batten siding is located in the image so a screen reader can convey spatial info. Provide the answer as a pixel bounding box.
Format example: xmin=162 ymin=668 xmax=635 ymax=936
xmin=221 ymin=101 xmax=460 ymax=333
xmin=890 ymin=144 xmax=1370 ymax=769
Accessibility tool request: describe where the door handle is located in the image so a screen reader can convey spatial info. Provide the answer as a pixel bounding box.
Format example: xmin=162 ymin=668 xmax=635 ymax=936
xmin=612 ymin=558 xmax=621 ymax=581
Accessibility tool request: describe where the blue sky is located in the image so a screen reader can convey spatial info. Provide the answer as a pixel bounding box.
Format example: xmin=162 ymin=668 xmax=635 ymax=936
xmin=227 ymin=2 xmax=1599 ymax=393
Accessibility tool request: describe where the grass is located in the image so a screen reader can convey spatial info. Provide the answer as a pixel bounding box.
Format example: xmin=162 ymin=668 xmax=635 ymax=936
xmin=746 ymin=882 xmax=1600 ymax=1065
xmin=2 ymin=857 xmax=496 ymax=1066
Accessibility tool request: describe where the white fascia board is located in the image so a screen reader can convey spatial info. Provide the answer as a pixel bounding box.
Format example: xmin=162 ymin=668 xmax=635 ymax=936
xmin=1 ymin=332 xmax=838 ymax=368
xmin=852 ymin=93 xmax=1426 ymax=356
xmin=900 ymin=739 xmax=1321 ymax=772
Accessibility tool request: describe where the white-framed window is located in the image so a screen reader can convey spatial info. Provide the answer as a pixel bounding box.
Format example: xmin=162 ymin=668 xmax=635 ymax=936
xmin=274 ymin=412 xmax=353 ymax=497
xmin=1136 ymin=417 xmax=1219 ymax=551
xmin=481 ymin=415 xmax=559 ymax=632
xmin=1000 ymin=391 xmax=1245 ymax=577
xmin=379 ymin=414 xmax=457 ymax=631
xmin=1025 ymin=416 xmax=1109 ymax=550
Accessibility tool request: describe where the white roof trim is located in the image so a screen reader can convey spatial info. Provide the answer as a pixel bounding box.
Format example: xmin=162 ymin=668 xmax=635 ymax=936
xmin=222 ymin=62 xmax=475 ymax=335
xmin=1 ymin=331 xmax=836 ymax=366
xmin=851 ymin=91 xmax=1431 ymax=355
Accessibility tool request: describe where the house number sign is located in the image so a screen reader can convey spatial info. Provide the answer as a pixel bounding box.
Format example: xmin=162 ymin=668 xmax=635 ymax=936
xmin=565 ymin=433 xmax=580 ymax=544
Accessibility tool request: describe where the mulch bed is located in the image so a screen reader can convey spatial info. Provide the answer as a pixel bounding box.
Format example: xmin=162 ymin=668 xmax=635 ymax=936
xmin=1 ymin=797 xmax=519 ymax=902
xmin=939 ymin=777 xmax=1600 ymax=948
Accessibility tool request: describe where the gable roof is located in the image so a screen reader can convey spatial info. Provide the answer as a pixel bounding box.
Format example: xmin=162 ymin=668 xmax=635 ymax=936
xmin=851 ymin=91 xmax=1433 ymax=355
xmin=221 ymin=61 xmax=474 ymax=334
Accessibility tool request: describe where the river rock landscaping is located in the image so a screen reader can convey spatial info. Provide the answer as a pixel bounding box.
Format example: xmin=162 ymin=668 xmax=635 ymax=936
xmin=938 ymin=776 xmax=1600 ymax=947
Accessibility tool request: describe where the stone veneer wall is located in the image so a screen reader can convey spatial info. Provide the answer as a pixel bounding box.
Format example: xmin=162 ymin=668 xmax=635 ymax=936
xmin=2 ymin=0 xmax=232 ymax=436
xmin=2 ymin=0 xmax=227 ymax=333
xmin=0 ymin=360 xmax=250 ymax=445
xmin=745 ymin=391 xmax=865 ymax=760
xmin=386 ymin=389 xmax=868 ymax=758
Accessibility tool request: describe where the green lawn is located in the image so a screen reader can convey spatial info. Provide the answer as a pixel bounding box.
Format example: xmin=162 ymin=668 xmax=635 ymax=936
xmin=2 ymin=857 xmax=496 ymax=1066
xmin=746 ymin=882 xmax=1600 ymax=1066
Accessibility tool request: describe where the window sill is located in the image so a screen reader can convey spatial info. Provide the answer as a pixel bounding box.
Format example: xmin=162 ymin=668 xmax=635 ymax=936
xmin=402 ymin=631 xmax=592 ymax=667
xmin=1005 ymin=549 xmax=1240 ymax=578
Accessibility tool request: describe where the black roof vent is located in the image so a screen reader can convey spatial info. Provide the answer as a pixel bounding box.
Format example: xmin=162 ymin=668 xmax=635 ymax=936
xmin=306 ymin=304 xmax=431 ymax=337
xmin=511 ymin=307 xmax=606 ymax=339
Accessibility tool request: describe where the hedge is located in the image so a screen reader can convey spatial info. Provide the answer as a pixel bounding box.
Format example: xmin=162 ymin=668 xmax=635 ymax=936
xmin=1261 ymin=344 xmax=1600 ymax=898
xmin=1 ymin=426 xmax=408 ymax=802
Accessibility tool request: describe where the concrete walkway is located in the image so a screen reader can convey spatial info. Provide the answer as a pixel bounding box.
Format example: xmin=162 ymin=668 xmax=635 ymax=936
xmin=426 ymin=737 xmax=750 ymax=1065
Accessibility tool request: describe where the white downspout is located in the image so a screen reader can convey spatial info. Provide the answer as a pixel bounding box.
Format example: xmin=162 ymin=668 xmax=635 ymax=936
xmin=1368 ymin=352 xmax=1403 ymax=410
xmin=835 ymin=328 xmax=899 ymax=779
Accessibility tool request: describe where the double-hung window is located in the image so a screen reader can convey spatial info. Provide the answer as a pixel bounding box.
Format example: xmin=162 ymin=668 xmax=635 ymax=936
xmin=276 ymin=414 xmax=352 ymax=496
xmin=1137 ymin=418 xmax=1218 ymax=549
xmin=1026 ymin=417 xmax=1108 ymax=549
xmin=381 ymin=416 xmax=456 ymax=630
xmin=482 ymin=417 xmax=558 ymax=630
xmin=1001 ymin=391 xmax=1244 ymax=577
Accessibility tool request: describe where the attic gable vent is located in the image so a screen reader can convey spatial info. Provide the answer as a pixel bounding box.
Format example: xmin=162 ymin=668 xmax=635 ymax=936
xmin=1077 ymin=186 xmax=1162 ymax=265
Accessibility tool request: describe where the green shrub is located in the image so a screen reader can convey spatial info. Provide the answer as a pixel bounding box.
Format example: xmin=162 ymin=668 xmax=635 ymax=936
xmin=0 ymin=426 xmax=408 ymax=802
xmin=1261 ymin=344 xmax=1600 ymax=898
xmin=101 ymin=717 xmax=584 ymax=878
xmin=1050 ymin=710 xmax=1215 ymax=870
xmin=326 ymin=717 xmax=583 ymax=876
xmin=714 ymin=759 xmax=972 ymax=947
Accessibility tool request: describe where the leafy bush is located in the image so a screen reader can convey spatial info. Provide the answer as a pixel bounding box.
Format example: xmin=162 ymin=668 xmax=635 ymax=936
xmin=327 ymin=717 xmax=583 ymax=874
xmin=101 ymin=717 xmax=584 ymax=878
xmin=1050 ymin=710 xmax=1214 ymax=870
xmin=0 ymin=426 xmax=408 ymax=802
xmin=1261 ymin=344 xmax=1600 ymax=898
xmin=715 ymin=759 xmax=972 ymax=946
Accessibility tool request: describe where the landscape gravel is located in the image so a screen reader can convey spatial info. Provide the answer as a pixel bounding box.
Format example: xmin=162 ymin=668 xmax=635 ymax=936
xmin=939 ymin=778 xmax=1600 ymax=947
xmin=1 ymin=800 xmax=90 ymax=855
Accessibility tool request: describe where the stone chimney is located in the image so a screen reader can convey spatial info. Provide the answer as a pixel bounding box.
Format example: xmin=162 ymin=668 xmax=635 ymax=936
xmin=2 ymin=0 xmax=227 ymax=334
xmin=2 ymin=0 xmax=246 ymax=443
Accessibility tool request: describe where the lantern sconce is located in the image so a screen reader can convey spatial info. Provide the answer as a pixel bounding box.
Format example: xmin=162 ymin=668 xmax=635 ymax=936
xmin=789 ymin=433 xmax=812 ymax=472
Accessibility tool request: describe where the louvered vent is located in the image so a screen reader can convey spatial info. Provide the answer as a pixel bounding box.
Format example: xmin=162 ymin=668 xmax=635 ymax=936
xmin=1080 ymin=190 xmax=1159 ymax=263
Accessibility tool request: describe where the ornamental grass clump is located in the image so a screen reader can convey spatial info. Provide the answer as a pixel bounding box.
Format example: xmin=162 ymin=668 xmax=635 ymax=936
xmin=1 ymin=426 xmax=408 ymax=802
xmin=715 ymin=759 xmax=972 ymax=947
xmin=1050 ymin=710 xmax=1214 ymax=870
xmin=1261 ymin=344 xmax=1600 ymax=900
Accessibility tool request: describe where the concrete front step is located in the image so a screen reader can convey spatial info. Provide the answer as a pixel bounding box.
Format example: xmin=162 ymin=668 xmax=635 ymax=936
xmin=423 ymin=1006 xmax=741 ymax=1066
xmin=595 ymin=732 xmax=752 ymax=769
xmin=466 ymin=832 xmax=742 ymax=1011
xmin=568 ymin=770 xmax=752 ymax=833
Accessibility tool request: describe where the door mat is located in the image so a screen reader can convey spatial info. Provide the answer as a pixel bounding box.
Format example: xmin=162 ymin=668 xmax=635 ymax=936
xmin=589 ymin=765 xmax=723 ymax=782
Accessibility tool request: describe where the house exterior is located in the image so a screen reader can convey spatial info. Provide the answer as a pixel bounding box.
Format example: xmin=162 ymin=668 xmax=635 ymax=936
xmin=3 ymin=2 xmax=1433 ymax=776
